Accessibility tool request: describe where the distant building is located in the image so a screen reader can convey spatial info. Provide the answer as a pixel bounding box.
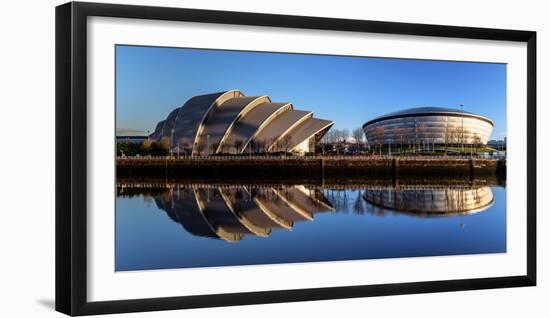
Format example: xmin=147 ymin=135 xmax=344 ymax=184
xmin=116 ymin=129 xmax=149 ymax=143
xmin=362 ymin=107 xmax=494 ymax=147
xmin=150 ymin=90 xmax=333 ymax=155
xmin=487 ymin=139 xmax=507 ymax=149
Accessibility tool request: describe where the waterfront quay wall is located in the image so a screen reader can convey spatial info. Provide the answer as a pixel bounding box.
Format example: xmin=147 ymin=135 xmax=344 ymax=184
xmin=116 ymin=156 xmax=505 ymax=179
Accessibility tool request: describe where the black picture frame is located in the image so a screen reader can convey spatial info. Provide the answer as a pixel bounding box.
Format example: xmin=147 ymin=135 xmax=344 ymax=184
xmin=55 ymin=1 xmax=537 ymax=316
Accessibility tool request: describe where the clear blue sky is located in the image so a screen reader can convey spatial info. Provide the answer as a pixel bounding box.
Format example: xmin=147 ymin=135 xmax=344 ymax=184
xmin=116 ymin=45 xmax=507 ymax=140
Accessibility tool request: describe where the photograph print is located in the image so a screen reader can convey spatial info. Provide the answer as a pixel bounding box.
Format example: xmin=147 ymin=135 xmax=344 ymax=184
xmin=115 ymin=45 xmax=506 ymax=272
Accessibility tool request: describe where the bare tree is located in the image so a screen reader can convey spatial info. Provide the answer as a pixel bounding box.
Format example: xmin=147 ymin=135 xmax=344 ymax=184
xmin=248 ymin=140 xmax=256 ymax=156
xmin=255 ymin=140 xmax=266 ymax=154
xmin=454 ymin=127 xmax=464 ymax=148
xmin=277 ymin=134 xmax=293 ymax=154
xmin=341 ymin=129 xmax=350 ymax=143
xmin=446 ymin=126 xmax=458 ymax=147
xmin=331 ymin=129 xmax=341 ymax=154
xmin=330 ymin=129 xmax=339 ymax=144
xmin=473 ymin=133 xmax=482 ymax=149
xmin=374 ymin=126 xmax=386 ymax=155
xmin=329 ymin=129 xmax=338 ymax=144
xmin=352 ymin=128 xmax=364 ymax=152
xmin=444 ymin=125 xmax=453 ymax=150
xmin=456 ymin=126 xmax=465 ymax=149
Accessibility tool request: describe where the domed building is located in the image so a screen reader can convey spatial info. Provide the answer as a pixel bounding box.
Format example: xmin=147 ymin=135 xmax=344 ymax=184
xmin=150 ymin=90 xmax=333 ymax=155
xmin=362 ymin=107 xmax=494 ymax=148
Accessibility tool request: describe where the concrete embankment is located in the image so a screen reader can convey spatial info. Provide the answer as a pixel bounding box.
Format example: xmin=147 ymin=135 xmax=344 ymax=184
xmin=116 ymin=156 xmax=506 ymax=180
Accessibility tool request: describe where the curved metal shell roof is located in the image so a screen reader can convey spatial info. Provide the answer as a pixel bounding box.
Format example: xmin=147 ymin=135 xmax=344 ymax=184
xmin=195 ymin=96 xmax=271 ymax=154
xmin=278 ymin=117 xmax=334 ymax=152
xmin=220 ymin=102 xmax=292 ymax=153
xmin=150 ymin=120 xmax=166 ymax=140
xmin=151 ymin=90 xmax=333 ymax=154
xmin=151 ymin=90 xmax=244 ymax=147
xmin=253 ymin=110 xmax=312 ymax=150
xmin=363 ymin=106 xmax=494 ymax=128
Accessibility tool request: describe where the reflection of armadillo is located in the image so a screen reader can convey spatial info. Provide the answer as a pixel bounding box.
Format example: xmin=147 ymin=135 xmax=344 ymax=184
xmin=151 ymin=185 xmax=335 ymax=242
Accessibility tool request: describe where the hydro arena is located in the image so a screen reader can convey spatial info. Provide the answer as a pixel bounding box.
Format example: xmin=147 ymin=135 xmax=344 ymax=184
xmin=362 ymin=107 xmax=494 ymax=148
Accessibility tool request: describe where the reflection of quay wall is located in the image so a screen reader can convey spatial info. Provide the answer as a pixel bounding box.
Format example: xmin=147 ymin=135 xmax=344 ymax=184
xmin=151 ymin=186 xmax=334 ymax=242
xmin=363 ymin=186 xmax=494 ymax=215
xmin=117 ymin=156 xmax=506 ymax=179
xmin=117 ymin=176 xmax=504 ymax=192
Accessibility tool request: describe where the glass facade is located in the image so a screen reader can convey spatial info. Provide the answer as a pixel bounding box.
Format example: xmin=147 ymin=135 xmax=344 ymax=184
xmin=363 ymin=112 xmax=493 ymax=146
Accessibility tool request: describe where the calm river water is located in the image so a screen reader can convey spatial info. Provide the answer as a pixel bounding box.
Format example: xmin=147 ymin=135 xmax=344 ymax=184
xmin=115 ymin=180 xmax=506 ymax=271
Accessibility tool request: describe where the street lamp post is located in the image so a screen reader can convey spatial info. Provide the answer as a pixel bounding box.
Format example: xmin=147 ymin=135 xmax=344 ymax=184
xmin=460 ymin=104 xmax=464 ymax=154
xmin=414 ymin=118 xmax=417 ymax=156
xmin=206 ymin=134 xmax=210 ymax=156
xmin=170 ymin=128 xmax=174 ymax=157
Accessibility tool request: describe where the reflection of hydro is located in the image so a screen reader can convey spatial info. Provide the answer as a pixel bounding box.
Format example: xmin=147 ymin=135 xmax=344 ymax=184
xmin=154 ymin=186 xmax=334 ymax=242
xmin=151 ymin=90 xmax=333 ymax=155
xmin=363 ymin=186 xmax=494 ymax=216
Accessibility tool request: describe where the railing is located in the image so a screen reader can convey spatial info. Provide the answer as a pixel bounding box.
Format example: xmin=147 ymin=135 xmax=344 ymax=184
xmin=116 ymin=182 xmax=494 ymax=191
xmin=116 ymin=154 xmax=504 ymax=161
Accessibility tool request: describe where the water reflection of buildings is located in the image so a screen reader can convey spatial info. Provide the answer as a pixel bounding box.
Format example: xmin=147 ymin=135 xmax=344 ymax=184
xmin=153 ymin=186 xmax=334 ymax=242
xmin=362 ymin=186 xmax=494 ymax=216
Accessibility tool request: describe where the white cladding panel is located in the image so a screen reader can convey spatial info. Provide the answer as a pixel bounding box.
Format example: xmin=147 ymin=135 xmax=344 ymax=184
xmin=363 ymin=115 xmax=493 ymax=145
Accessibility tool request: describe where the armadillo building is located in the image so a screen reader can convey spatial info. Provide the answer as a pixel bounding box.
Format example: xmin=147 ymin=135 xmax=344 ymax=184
xmin=150 ymin=90 xmax=334 ymax=155
xmin=362 ymin=107 xmax=494 ymax=147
